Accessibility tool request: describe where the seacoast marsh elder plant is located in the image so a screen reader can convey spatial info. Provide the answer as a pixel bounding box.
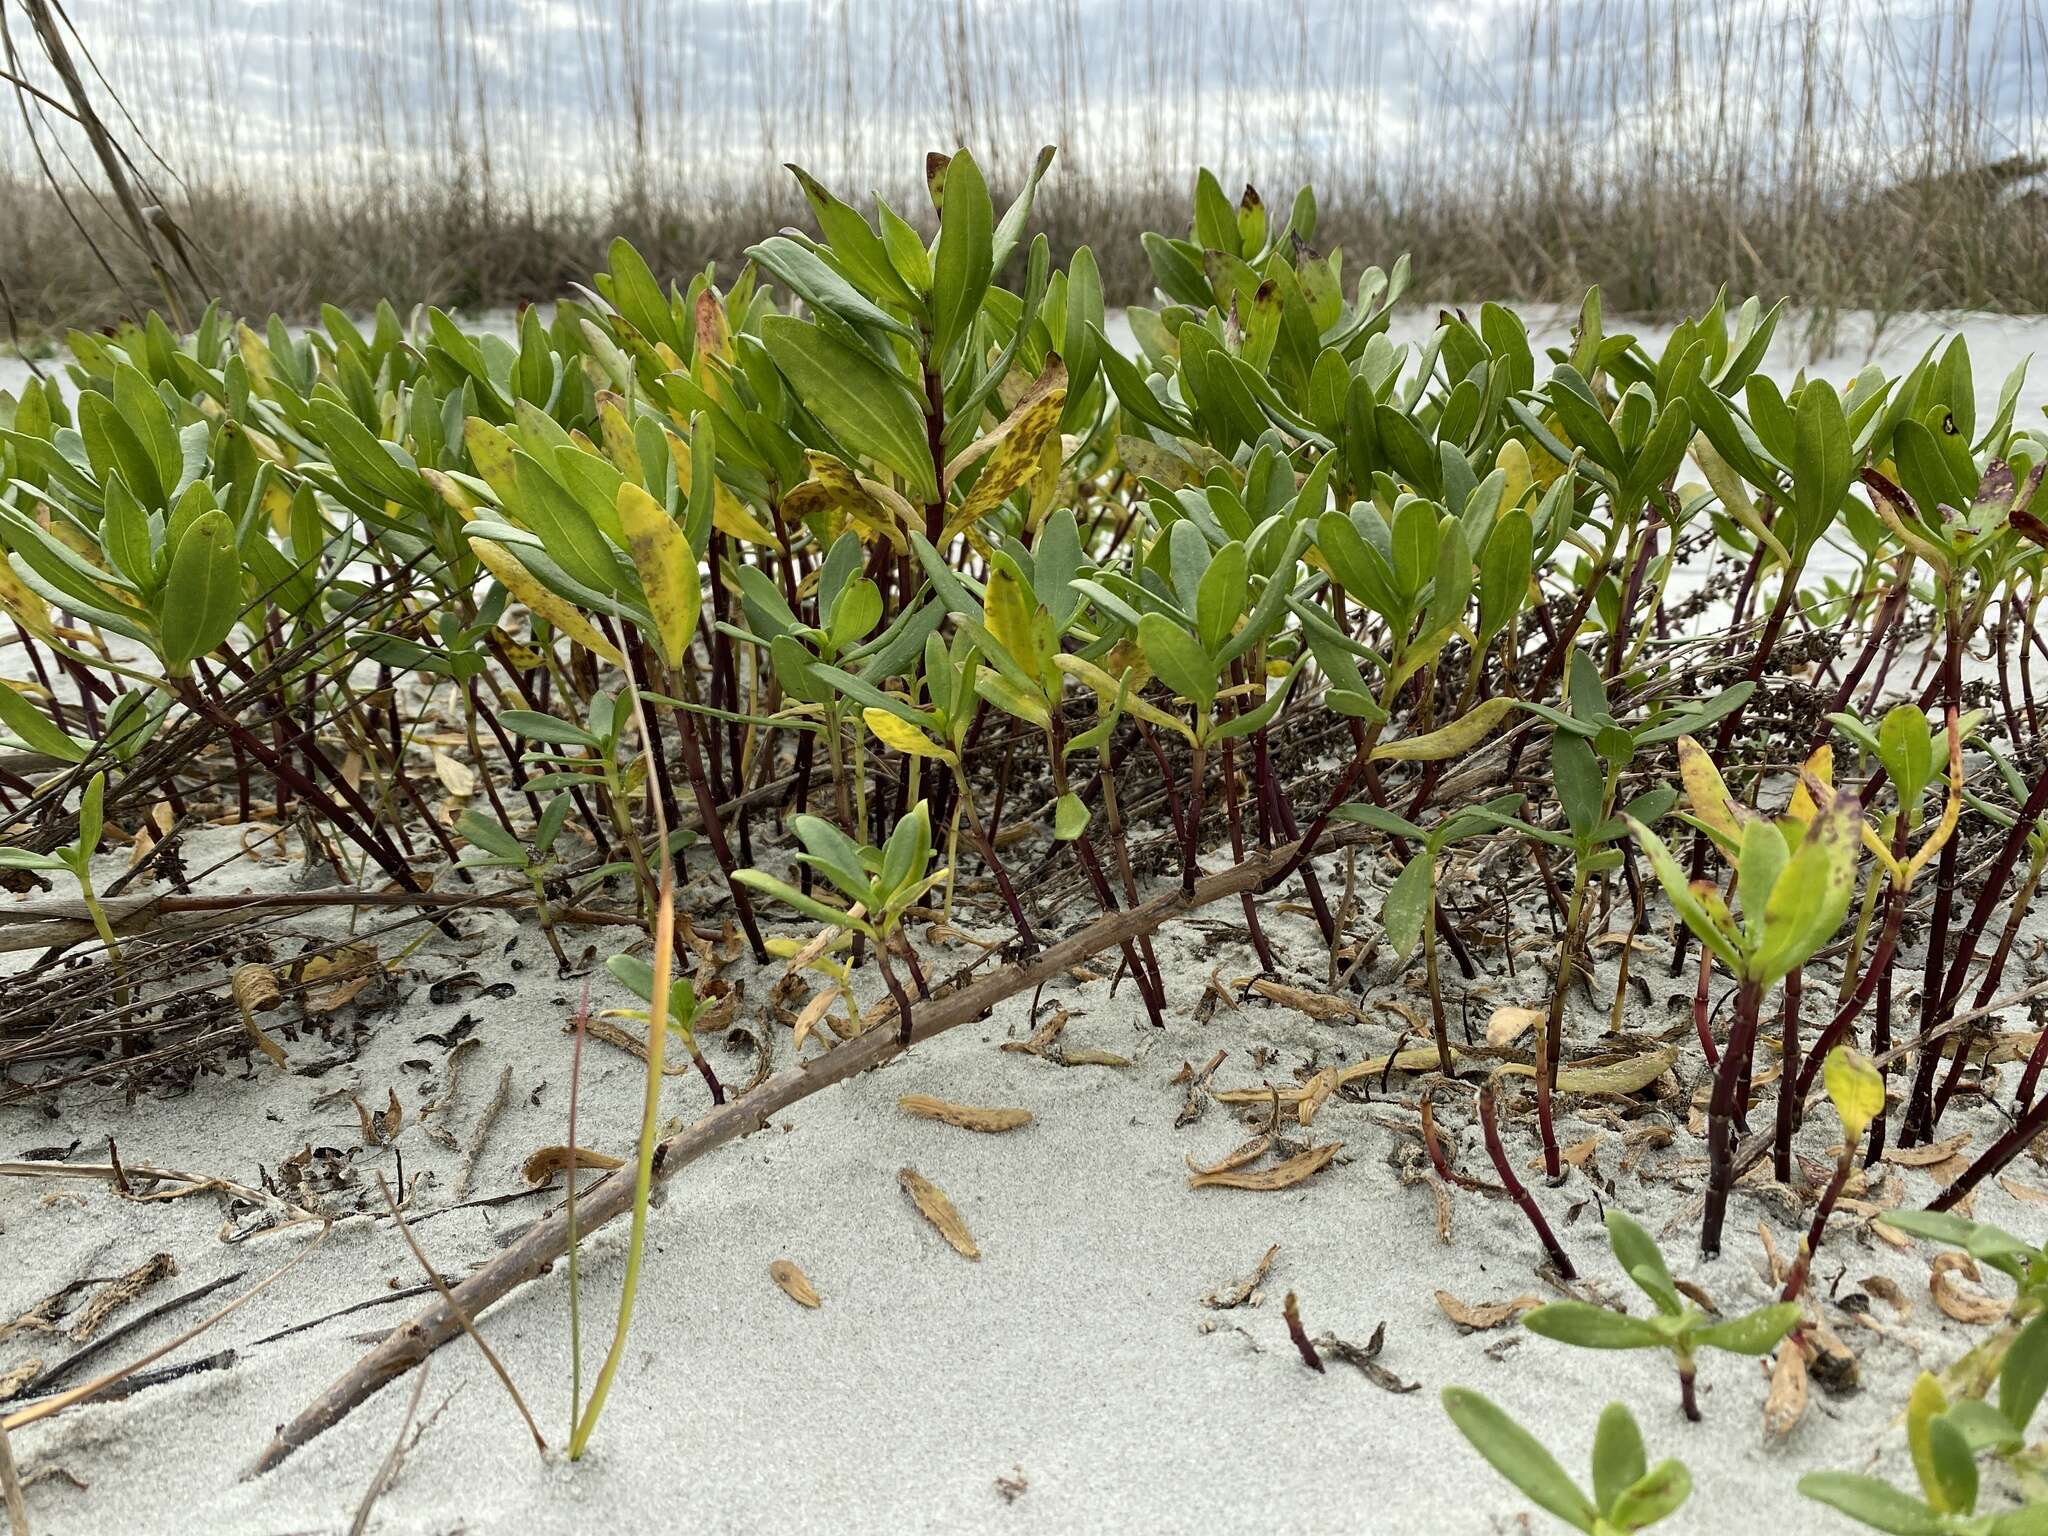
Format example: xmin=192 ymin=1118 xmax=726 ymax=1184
xmin=2 ymin=145 xmax=2047 ymax=1520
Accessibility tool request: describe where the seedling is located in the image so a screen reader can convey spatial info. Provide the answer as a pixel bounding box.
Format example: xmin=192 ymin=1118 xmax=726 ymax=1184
xmin=0 ymin=771 xmax=124 ymax=984
xmin=455 ymin=796 xmax=576 ymax=967
xmin=1781 ymin=1048 xmax=1886 ymax=1305
xmin=735 ymin=801 xmax=947 ymax=1044
xmin=1630 ymin=739 xmax=1862 ymax=1254
xmin=1441 ymin=1389 xmax=1691 ymax=1533
xmin=1523 ymin=1210 xmax=1800 ymax=1420
xmin=1800 ymin=1367 xmax=2048 ymax=1533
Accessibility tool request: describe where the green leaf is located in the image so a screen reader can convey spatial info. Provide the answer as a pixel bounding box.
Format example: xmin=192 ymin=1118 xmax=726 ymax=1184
xmin=1692 ymin=1302 xmax=1801 ymax=1356
xmin=761 ymin=316 xmax=937 ymax=502
xmin=76 ymin=770 xmax=104 ymax=857
xmin=1752 ymin=797 xmax=1860 ymax=986
xmin=1521 ymin=1301 xmax=1669 ymax=1350
xmin=2003 ymin=1314 xmax=2048 ymax=1434
xmin=879 ymin=800 xmax=932 ymax=901
xmin=1609 ymin=1461 xmax=1692 ymax=1531
xmin=745 ymin=234 xmax=918 ymax=341
xmin=157 ymin=509 xmax=245 ymax=672
xmin=1590 ymin=1402 xmax=1648 ymax=1516
xmin=1136 ymin=612 xmax=1216 ymax=715
xmin=1053 ymin=792 xmax=1089 ymax=842
xmin=1605 ymin=1212 xmax=1681 ymax=1316
xmin=1195 ymin=540 xmax=1248 ymax=656
xmin=1554 ymin=730 xmax=1605 ymax=841
xmin=930 ymin=149 xmax=994 ymax=364
xmin=1440 ymin=1388 xmax=1599 ymax=1534
xmin=456 ymin=809 xmax=528 ymax=863
xmin=732 ymin=870 xmax=868 ymax=935
xmin=1382 ymin=853 xmax=1432 ymax=962
xmin=1924 ymin=1414 xmax=1979 ymax=1517
xmin=1791 ymin=378 xmax=1853 ymax=553
xmin=0 ymin=683 xmax=86 ymax=763
xmin=499 ymin=709 xmax=600 ymax=749
xmin=1628 ymin=816 xmax=1744 ymax=974
xmin=1797 ymin=1473 xmax=1947 ymax=1536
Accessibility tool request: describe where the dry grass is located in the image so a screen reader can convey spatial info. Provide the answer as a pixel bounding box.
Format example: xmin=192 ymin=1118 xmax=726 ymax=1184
xmin=1 ymin=0 xmax=2045 ymax=339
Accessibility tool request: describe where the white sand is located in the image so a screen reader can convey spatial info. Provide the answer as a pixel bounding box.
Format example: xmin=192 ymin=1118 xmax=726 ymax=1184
xmin=3 ymin=814 xmax=2043 ymax=1534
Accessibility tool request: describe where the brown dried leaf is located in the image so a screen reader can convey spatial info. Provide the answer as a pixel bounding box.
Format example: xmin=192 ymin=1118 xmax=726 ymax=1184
xmin=1486 ymin=1005 xmax=1544 ymax=1047
xmin=1883 ymin=1133 xmax=1971 ymax=1168
xmin=1434 ymin=1292 xmax=1541 ymax=1331
xmin=1059 ymin=1048 xmax=1132 ymax=1068
xmin=1998 ymin=1175 xmax=2048 ymax=1205
xmin=67 ymin=1253 xmax=175 ymax=1342
xmin=1243 ymin=977 xmax=1360 ymax=1022
xmin=898 ymin=1094 xmax=1033 ymax=1133
xmin=351 ymin=1087 xmax=403 ymax=1147
xmin=1297 ymin=1069 xmax=1338 ymax=1127
xmin=299 ymin=942 xmax=381 ymax=1014
xmin=1188 ymin=1141 xmax=1342 ymax=1191
xmin=899 ymin=1167 xmax=978 ymax=1259
xmin=1860 ymin=1275 xmax=1911 ymax=1318
xmin=432 ymin=748 xmax=477 ymax=798
xmin=0 ymin=1357 xmax=42 ymax=1400
xmin=1186 ymin=1134 xmax=1274 ymax=1177
xmin=1203 ymin=1244 xmax=1278 ymax=1309
xmin=769 ymin=1259 xmax=821 ymax=1309
xmin=1930 ymin=1251 xmax=2008 ymax=1324
xmin=520 ymin=1145 xmax=625 ymax=1184
xmin=585 ymin=1014 xmax=692 ymax=1075
xmin=1002 ymin=1007 xmax=1068 ymax=1058
xmin=1765 ymin=1337 xmax=1809 ymax=1437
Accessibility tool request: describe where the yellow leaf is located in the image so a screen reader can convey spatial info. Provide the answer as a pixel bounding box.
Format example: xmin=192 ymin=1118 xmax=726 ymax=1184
xmin=236 ymin=322 xmax=275 ymax=394
xmin=1823 ymin=1046 xmax=1885 ymax=1142
xmin=1371 ymin=695 xmax=1515 ymax=762
xmin=666 ymin=429 xmax=782 ymax=549
xmin=0 ymin=555 xmax=52 ymax=640
xmin=596 ymin=393 xmax=645 ymax=480
xmin=781 ymin=453 xmax=905 ymax=551
xmin=617 ymin=483 xmax=699 ymax=669
xmin=432 ymin=749 xmax=477 ymax=799
xmin=467 ymin=537 xmax=623 ymax=666
xmin=984 ymin=562 xmax=1040 ymax=683
xmin=863 ymin=707 xmax=953 ymax=762
xmin=946 ymin=382 xmax=1068 ymax=533
xmin=1786 ymin=743 xmax=1833 ymax=826
xmin=1495 ymin=438 xmax=1533 ymax=512
xmin=464 ymin=416 xmax=520 ymax=500
xmin=1677 ymin=735 xmax=1745 ymax=848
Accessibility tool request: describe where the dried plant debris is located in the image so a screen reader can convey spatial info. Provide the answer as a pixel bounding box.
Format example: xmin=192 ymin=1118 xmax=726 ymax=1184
xmin=1188 ymin=1142 xmax=1341 ymax=1191
xmin=1434 ymin=1292 xmax=1543 ymax=1332
xmin=1928 ymin=1252 xmax=2007 ymax=1324
xmin=898 ymin=1094 xmax=1033 ymax=1133
xmin=520 ymin=1145 xmax=624 ymax=1185
xmin=1283 ymin=1292 xmax=1325 ymax=1372
xmin=899 ymin=1168 xmax=979 ymax=1260
xmin=1764 ymin=1337 xmax=1810 ymax=1437
xmin=67 ymin=1253 xmax=176 ymax=1342
xmin=1313 ymin=1323 xmax=1419 ymax=1394
xmin=1203 ymin=1245 xmax=1279 ymax=1310
xmin=768 ymin=1260 xmax=821 ymax=1309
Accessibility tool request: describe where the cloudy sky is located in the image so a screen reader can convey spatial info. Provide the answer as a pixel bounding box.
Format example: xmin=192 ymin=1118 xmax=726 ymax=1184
xmin=7 ymin=0 xmax=2044 ymax=207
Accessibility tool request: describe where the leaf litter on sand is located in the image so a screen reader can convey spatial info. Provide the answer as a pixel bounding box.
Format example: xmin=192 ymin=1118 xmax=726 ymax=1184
xmin=899 ymin=1168 xmax=979 ymax=1259
xmin=1202 ymin=1245 xmax=1278 ymax=1309
xmin=768 ymin=1260 xmax=821 ymax=1308
xmin=898 ymin=1094 xmax=1033 ymax=1133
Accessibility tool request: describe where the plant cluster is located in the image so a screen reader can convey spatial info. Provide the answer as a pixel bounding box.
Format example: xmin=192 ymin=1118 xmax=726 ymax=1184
xmin=3 ymin=150 xmax=2048 ymax=1486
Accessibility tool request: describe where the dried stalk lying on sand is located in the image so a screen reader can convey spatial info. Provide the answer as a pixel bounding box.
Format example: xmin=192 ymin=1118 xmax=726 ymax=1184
xmin=251 ymin=818 xmax=1380 ymax=1474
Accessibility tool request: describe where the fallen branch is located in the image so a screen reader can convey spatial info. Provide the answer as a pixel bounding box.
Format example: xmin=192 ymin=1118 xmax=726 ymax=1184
xmin=251 ymin=818 xmax=1381 ymax=1474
